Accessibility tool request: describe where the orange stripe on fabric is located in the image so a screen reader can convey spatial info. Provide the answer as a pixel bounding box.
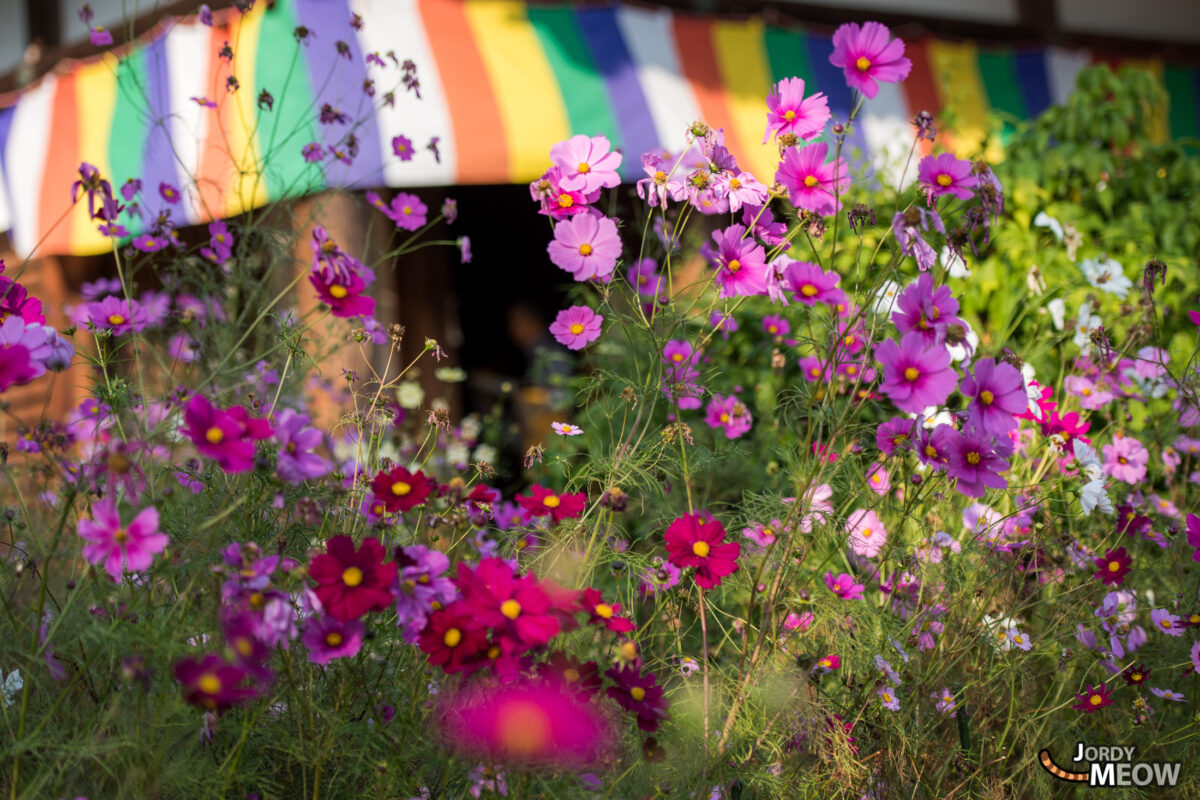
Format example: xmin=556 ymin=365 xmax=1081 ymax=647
xmin=38 ymin=74 xmax=79 ymax=257
xmin=419 ymin=0 xmax=507 ymax=183
xmin=673 ymin=16 xmax=737 ymax=147
xmin=194 ymin=22 xmax=240 ymax=222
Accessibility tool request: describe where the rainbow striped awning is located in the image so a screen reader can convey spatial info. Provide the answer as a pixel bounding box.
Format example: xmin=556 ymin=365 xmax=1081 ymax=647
xmin=0 ymin=0 xmax=1197 ymax=258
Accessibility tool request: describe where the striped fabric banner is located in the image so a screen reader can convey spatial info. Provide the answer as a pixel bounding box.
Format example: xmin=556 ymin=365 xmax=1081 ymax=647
xmin=0 ymin=0 xmax=1197 ymax=258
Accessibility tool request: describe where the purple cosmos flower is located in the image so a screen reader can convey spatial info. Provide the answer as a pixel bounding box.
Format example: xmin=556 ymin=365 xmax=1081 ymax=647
xmin=876 ymin=417 xmax=916 ymax=455
xmin=635 ymin=152 xmax=685 ymax=209
xmin=90 ymin=27 xmax=113 ymax=46
xmin=829 ymin=21 xmax=913 ymax=99
xmin=945 ymin=426 xmax=1010 ymax=498
xmin=549 ymin=306 xmax=603 ymax=351
xmin=549 ymin=134 xmax=622 ymax=194
xmin=132 ymin=234 xmax=169 ymax=253
xmin=890 ymin=273 xmax=964 ymax=346
xmin=709 ymin=224 xmax=767 ymax=298
xmin=159 ymin=182 xmax=182 ymax=205
xmin=1005 ymin=628 xmax=1033 ymax=651
xmin=548 ymin=214 xmax=622 ymax=282
xmin=877 ymin=684 xmax=901 ymax=711
xmin=1150 ymin=608 xmax=1183 ymax=637
xmin=199 ymin=4 xmax=213 ymax=25
xmin=1102 ymin=435 xmax=1149 ymax=484
xmin=639 ymin=557 xmax=681 ymax=595
xmin=917 ymin=153 xmax=978 ymax=201
xmin=86 ymin=296 xmax=149 ymax=335
xmin=77 ymin=499 xmax=167 ymax=582
xmin=776 ymin=142 xmax=849 ymax=215
xmin=395 ymin=544 xmax=456 ymax=642
xmin=824 ymin=571 xmax=864 ymax=600
xmin=705 ymin=394 xmax=753 ymax=439
xmin=892 ymin=208 xmax=945 ymax=272
xmin=302 ymin=142 xmax=325 ymax=162
xmin=763 ymin=77 xmax=830 ymax=143
xmin=384 ymin=192 xmax=428 ymax=231
xmin=960 ymin=358 xmax=1026 ymax=437
xmin=392 ymin=134 xmax=415 ymax=161
xmin=719 ymin=172 xmax=769 ymax=214
xmin=874 ymin=332 xmax=958 ymax=414
xmin=301 ymin=615 xmax=364 ymax=665
xmin=202 ymin=220 xmax=234 ymax=263
xmin=846 ymin=509 xmax=887 ymax=557
xmin=181 ymin=395 xmax=274 ymax=474
xmin=627 ymin=259 xmax=666 ymax=299
xmin=762 ymin=315 xmax=790 ymax=337
xmin=274 ymin=409 xmax=330 ymax=483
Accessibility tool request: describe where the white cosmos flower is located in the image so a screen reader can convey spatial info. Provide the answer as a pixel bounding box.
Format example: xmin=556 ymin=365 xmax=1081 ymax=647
xmin=1079 ymin=257 xmax=1132 ymax=299
xmin=1033 ymin=211 xmax=1064 ymax=242
xmin=941 ymin=246 xmax=971 ymax=279
xmin=871 ymin=280 xmax=903 ymax=315
xmin=1072 ymin=302 xmax=1102 ymax=353
xmin=1 ymin=670 xmax=22 ymax=708
xmin=1046 ymin=298 xmax=1066 ymax=331
xmin=1021 ymin=363 xmax=1043 ymax=419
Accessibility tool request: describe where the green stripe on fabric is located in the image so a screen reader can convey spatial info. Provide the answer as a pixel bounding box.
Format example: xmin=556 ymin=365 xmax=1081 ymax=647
xmin=526 ymin=7 xmax=621 ymax=147
xmin=255 ymin=0 xmax=323 ymax=198
xmin=764 ymin=25 xmax=813 ymax=87
xmin=1164 ymin=65 xmax=1200 ymax=141
xmin=108 ymin=49 xmax=151 ymax=192
xmin=977 ymin=49 xmax=1027 ymax=140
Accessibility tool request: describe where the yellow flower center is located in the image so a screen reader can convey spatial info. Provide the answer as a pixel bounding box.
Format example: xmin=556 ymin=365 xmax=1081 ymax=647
xmin=1090 ymin=694 xmax=1103 ymax=706
xmin=980 ymin=390 xmax=994 ymax=405
xmin=803 ymin=175 xmax=819 ymax=188
xmin=1108 ymin=561 xmax=1121 ymax=572
xmin=653 ymin=170 xmax=667 ymax=183
xmin=543 ymin=495 xmax=561 ymax=508
xmin=767 ymin=325 xmax=778 ymax=334
xmin=569 ymin=323 xmax=585 ymax=335
xmin=966 ymin=451 xmax=981 ymax=465
xmin=719 ymin=413 xmax=730 ymax=423
xmin=564 ymin=668 xmax=580 ymax=682
xmin=904 ymin=367 xmax=920 ymax=382
xmin=501 ymin=599 xmax=521 ymax=619
xmin=1161 ymin=619 xmax=1172 ymax=629
xmin=113 ymin=527 xmax=129 ymax=544
xmin=801 ymin=284 xmax=819 ymax=297
xmin=594 ymin=603 xmax=614 ymax=619
xmin=557 ymin=194 xmax=574 ymax=208
xmin=205 ymin=427 xmax=224 ymax=444
xmin=924 ymin=445 xmax=937 ymax=458
xmin=727 ymin=259 xmax=741 ymax=273
xmin=234 ymin=637 xmax=254 ymax=657
xmin=326 ymin=632 xmax=343 ymax=647
xmin=936 ymin=174 xmax=953 ymax=187
xmin=630 ymin=687 xmax=646 ymax=701
xmin=784 ymin=110 xmax=796 ymax=121
xmin=856 ymin=56 xmax=871 ymax=71
xmin=861 ymin=528 xmax=873 ymax=539
xmin=692 ymin=541 xmax=710 ymax=557
xmin=198 ymin=674 xmax=222 ymax=695
xmin=342 ymin=566 xmax=364 ymax=587
xmin=107 ymin=314 xmax=126 ymax=326
xmin=578 ymin=243 xmax=593 ymax=256
xmin=577 ymin=162 xmax=591 ymax=174
xmin=402 ymin=205 xmax=413 ymax=215
xmin=443 ymin=627 xmax=462 ymax=647
xmin=328 ymin=284 xmax=348 ymax=299
xmin=391 ymin=481 xmax=412 ymax=496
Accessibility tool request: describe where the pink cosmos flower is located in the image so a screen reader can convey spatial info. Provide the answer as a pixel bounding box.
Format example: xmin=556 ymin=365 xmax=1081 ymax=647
xmin=1064 ymin=375 xmax=1115 ymax=410
xmin=664 ymin=513 xmax=740 ymax=589
xmin=846 ymin=509 xmax=887 ymax=557
xmin=547 ymin=214 xmax=622 ymax=281
xmin=549 ymin=305 xmax=603 ymax=350
xmin=865 ymin=462 xmax=891 ymax=495
xmin=636 ymin=152 xmax=685 ymax=209
xmin=960 ymin=358 xmax=1026 ymax=437
xmin=391 ymin=134 xmax=415 ymax=161
xmin=890 ymin=273 xmax=964 ymax=346
xmin=829 ymin=21 xmax=913 ymax=99
xmin=77 ymin=499 xmax=167 ymax=582
xmin=709 ymin=224 xmax=767 ymax=298
xmin=385 ymin=192 xmax=428 ymax=231
xmin=719 ymin=172 xmax=769 ymax=213
xmin=704 ymin=394 xmax=753 ymax=439
xmin=1102 ymin=435 xmax=1149 ymax=484
xmin=762 ymin=315 xmax=790 ymax=337
xmin=945 ymin=427 xmax=1010 ymax=498
xmin=310 ymin=267 xmax=375 ymax=319
xmin=918 ymin=153 xmax=978 ymax=201
xmin=799 ymin=483 xmax=834 ymax=532
xmin=1186 ymin=513 xmax=1200 ymax=562
xmin=182 ymin=395 xmax=274 ymax=474
xmin=784 ymin=261 xmax=841 ymax=306
xmin=86 ymin=296 xmax=150 ymax=335
xmin=0 ymin=318 xmax=54 ymax=390
xmin=776 ymin=142 xmax=849 ymax=215
xmin=825 ymin=571 xmax=864 ymax=600
xmin=874 ymin=332 xmax=958 ymax=413
xmin=549 ymin=134 xmax=622 ymax=194
xmin=551 ymin=422 xmax=583 ymax=436
xmin=763 ymin=77 xmax=830 ymax=143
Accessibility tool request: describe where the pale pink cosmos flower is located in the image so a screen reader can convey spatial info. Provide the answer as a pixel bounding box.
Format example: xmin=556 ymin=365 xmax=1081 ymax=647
xmin=549 ymin=134 xmax=623 ymax=194
xmin=846 ymin=509 xmax=887 ymax=557
xmin=764 ymin=77 xmax=830 ymax=143
xmin=552 ymin=422 xmax=584 ymax=436
xmin=78 ymin=499 xmax=168 ymax=582
xmin=829 ymin=21 xmax=913 ymax=99
xmin=798 ymin=483 xmax=834 ymax=532
xmin=547 ymin=214 xmax=622 ymax=281
xmin=1102 ymin=434 xmax=1149 ymax=484
xmin=865 ymin=462 xmax=891 ymax=495
xmin=549 ymin=305 xmax=603 ymax=351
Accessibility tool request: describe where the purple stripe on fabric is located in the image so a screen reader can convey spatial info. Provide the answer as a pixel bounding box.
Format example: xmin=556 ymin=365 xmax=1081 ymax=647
xmin=293 ymin=0 xmax=385 ymax=189
xmin=142 ymin=34 xmax=186 ymax=216
xmin=0 ymin=106 xmax=16 ymax=222
xmin=575 ymin=5 xmax=659 ymax=180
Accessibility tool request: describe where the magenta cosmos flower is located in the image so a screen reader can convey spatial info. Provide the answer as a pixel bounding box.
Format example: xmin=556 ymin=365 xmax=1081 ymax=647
xmin=547 ymin=214 xmax=622 ymax=281
xmin=825 ymin=571 xmax=864 ymax=600
xmin=874 ymin=332 xmax=958 ymax=414
xmin=829 ymin=21 xmax=913 ymax=99
xmin=549 ymin=134 xmax=622 ymax=194
xmin=918 ymin=153 xmax=978 ymax=201
xmin=549 ymin=305 xmax=603 ymax=350
xmin=945 ymin=427 xmax=1010 ymax=498
xmin=705 ymin=394 xmax=753 ymax=439
xmin=764 ymin=77 xmax=830 ymax=143
xmin=664 ymin=513 xmax=740 ymax=589
xmin=784 ymin=261 xmax=841 ymax=306
xmin=1102 ymin=435 xmax=1149 ymax=484
xmin=301 ymin=614 xmax=364 ymax=665
xmin=960 ymin=358 xmax=1026 ymax=437
xmin=776 ymin=142 xmax=849 ymax=215
xmin=182 ymin=395 xmax=274 ymax=473
xmin=709 ymin=224 xmax=767 ymax=298
xmin=77 ymin=499 xmax=167 ymax=582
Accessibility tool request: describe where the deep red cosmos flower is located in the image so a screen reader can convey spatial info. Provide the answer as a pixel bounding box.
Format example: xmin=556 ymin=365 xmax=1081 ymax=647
xmin=516 ymin=485 xmax=586 ymax=524
xmin=309 ymin=535 xmax=398 ymax=621
xmin=419 ymin=605 xmax=489 ymax=674
xmin=455 ymin=558 xmax=561 ymax=647
xmin=1072 ymin=683 xmax=1113 ymax=714
xmin=1093 ymin=546 xmax=1132 ymax=586
xmin=579 ymin=587 xmax=635 ymax=633
xmin=605 ymin=665 xmax=669 ymax=732
xmin=370 ymin=465 xmax=435 ymax=513
xmin=664 ymin=513 xmax=741 ymax=589
xmin=537 ymin=652 xmax=603 ymax=703
xmin=174 ymin=653 xmax=259 ymax=712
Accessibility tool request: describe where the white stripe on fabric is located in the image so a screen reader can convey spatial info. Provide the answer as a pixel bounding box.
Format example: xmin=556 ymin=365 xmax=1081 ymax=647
xmin=7 ymin=75 xmax=56 ymax=258
xmin=350 ymin=0 xmax=456 ymax=186
xmin=164 ymin=20 xmax=212 ymax=224
xmin=615 ymin=6 xmax=702 ymax=154
xmin=860 ymin=79 xmax=917 ymax=190
xmin=1046 ymin=47 xmax=1091 ymax=106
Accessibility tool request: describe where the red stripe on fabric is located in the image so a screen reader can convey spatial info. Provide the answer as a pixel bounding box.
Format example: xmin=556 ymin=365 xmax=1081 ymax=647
xmin=194 ymin=22 xmax=239 ymax=222
xmin=419 ymin=0 xmax=508 ymax=184
xmin=903 ymin=38 xmax=946 ymax=155
xmin=39 ymin=74 xmax=79 ymax=256
xmin=672 ymin=16 xmax=736 ymax=144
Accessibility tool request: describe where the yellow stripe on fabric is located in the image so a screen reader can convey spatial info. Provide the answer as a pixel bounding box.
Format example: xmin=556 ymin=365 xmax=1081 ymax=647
xmin=463 ymin=0 xmax=570 ymax=183
xmin=927 ymin=40 xmax=1002 ymax=161
xmin=711 ymin=18 xmax=777 ymax=184
xmin=72 ymin=55 xmax=119 ymax=252
xmin=1120 ymin=57 xmax=1168 ymax=143
xmin=228 ymin=0 xmax=269 ymax=215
